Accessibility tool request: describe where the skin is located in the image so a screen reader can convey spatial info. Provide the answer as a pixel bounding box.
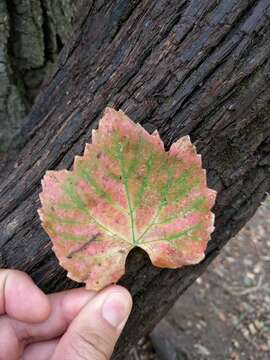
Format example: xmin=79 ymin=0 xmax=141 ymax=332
xmin=0 ymin=269 xmax=132 ymax=360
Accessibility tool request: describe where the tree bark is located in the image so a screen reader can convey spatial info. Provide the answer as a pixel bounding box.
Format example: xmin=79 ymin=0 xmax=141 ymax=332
xmin=0 ymin=0 xmax=79 ymax=152
xmin=1 ymin=0 xmax=270 ymax=358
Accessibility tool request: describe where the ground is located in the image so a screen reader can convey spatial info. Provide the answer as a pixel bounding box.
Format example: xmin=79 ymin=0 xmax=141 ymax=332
xmin=131 ymin=199 xmax=270 ymax=359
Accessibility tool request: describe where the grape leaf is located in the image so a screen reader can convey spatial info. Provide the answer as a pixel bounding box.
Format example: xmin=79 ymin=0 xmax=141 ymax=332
xmin=39 ymin=108 xmax=216 ymax=290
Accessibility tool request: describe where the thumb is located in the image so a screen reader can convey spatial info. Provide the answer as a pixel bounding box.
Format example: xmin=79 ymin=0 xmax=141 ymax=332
xmin=51 ymin=285 xmax=132 ymax=360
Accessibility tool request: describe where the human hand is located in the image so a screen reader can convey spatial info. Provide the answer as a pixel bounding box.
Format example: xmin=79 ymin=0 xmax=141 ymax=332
xmin=0 ymin=269 xmax=132 ymax=360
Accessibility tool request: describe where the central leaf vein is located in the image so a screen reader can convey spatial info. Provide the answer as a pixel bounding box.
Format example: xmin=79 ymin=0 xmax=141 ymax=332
xmin=116 ymin=142 xmax=136 ymax=245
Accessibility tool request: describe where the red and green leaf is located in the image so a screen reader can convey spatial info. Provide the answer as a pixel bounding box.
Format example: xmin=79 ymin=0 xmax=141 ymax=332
xmin=39 ymin=108 xmax=216 ymax=290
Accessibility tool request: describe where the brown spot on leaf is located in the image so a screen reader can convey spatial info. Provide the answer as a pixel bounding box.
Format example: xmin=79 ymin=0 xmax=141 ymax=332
xmin=66 ymin=233 xmax=101 ymax=259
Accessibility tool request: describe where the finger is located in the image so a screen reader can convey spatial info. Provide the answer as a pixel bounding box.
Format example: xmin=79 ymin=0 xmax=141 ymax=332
xmin=0 ymin=316 xmax=22 ymax=360
xmin=9 ymin=288 xmax=95 ymax=343
xmin=51 ymin=285 xmax=132 ymax=360
xmin=23 ymin=338 xmax=59 ymax=360
xmin=0 ymin=269 xmax=50 ymax=323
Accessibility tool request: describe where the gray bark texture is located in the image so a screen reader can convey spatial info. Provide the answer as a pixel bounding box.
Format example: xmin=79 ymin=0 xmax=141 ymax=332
xmin=0 ymin=0 xmax=270 ymax=359
xmin=0 ymin=0 xmax=79 ymax=153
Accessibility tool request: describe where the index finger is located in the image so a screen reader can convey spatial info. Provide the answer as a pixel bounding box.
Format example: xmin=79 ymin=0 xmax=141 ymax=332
xmin=0 ymin=269 xmax=51 ymax=323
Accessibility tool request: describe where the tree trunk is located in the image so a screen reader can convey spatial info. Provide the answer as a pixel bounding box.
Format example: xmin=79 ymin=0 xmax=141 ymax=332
xmin=0 ymin=0 xmax=79 ymax=152
xmin=1 ymin=0 xmax=270 ymax=358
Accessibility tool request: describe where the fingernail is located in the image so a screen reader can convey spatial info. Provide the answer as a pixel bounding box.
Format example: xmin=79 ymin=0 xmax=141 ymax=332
xmin=102 ymin=292 xmax=130 ymax=328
